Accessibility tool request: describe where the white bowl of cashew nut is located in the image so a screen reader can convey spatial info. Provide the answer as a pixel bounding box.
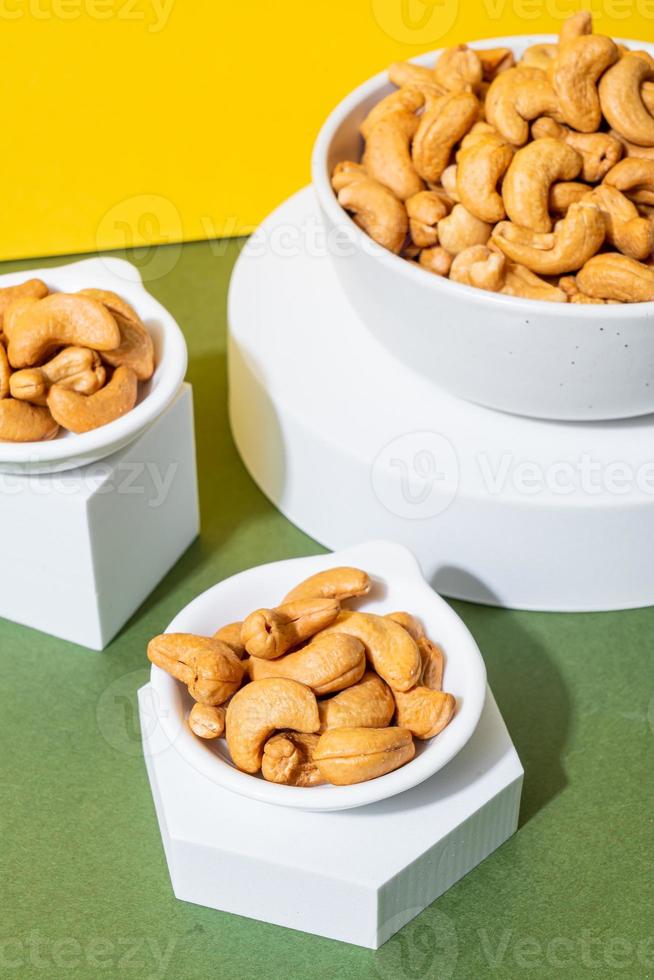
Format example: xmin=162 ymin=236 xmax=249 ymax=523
xmin=147 ymin=541 xmax=487 ymax=812
xmin=0 ymin=256 xmax=187 ymax=474
xmin=312 ymin=13 xmax=654 ymax=421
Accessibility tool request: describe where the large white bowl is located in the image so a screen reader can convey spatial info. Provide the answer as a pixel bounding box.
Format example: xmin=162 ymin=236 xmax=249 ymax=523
xmin=312 ymin=34 xmax=654 ymax=422
xmin=149 ymin=541 xmax=487 ymax=812
xmin=0 ymin=256 xmax=187 ymax=474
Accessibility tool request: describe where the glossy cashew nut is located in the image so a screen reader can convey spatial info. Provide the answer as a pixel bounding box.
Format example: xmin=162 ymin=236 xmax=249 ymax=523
xmin=318 ymin=610 xmax=421 ymax=691
xmin=456 ymin=131 xmax=514 ymax=223
xmin=559 ymin=10 xmax=592 ymax=46
xmin=78 ymin=288 xmax=155 ymax=381
xmin=502 ymin=138 xmax=582 ymax=232
xmin=485 ymin=67 xmax=561 ymax=146
xmin=10 ymin=347 xmax=106 ymax=406
xmin=599 ymin=54 xmax=654 ymax=147
xmin=552 ymin=34 xmax=618 ymax=133
xmin=360 ymin=86 xmax=425 ymax=140
xmin=520 ymin=43 xmax=558 ymax=72
xmin=188 ymin=703 xmax=225 ymax=739
xmin=6 ymin=293 xmax=120 ymax=368
xmin=433 ymin=44 xmax=483 ymax=93
xmin=386 ymin=612 xmax=445 ymax=690
xmin=577 ymin=253 xmax=654 ymax=302
xmin=477 ymin=47 xmax=515 ymax=81
xmin=225 ymin=677 xmax=320 ymax=774
xmin=549 ymin=181 xmax=591 ymax=214
xmin=388 ymin=62 xmax=446 ymax=100
xmin=336 ymin=174 xmax=408 ymax=254
xmin=532 ymin=117 xmax=623 ymax=183
xmin=604 ymin=157 xmax=654 ymax=206
xmin=412 ymin=92 xmax=479 ymax=183
xmin=363 ymin=113 xmax=425 ymax=201
xmin=318 ymin=671 xmax=395 ymax=731
xmin=0 ymin=398 xmax=59 ymax=442
xmin=241 ymin=596 xmax=340 ymax=660
xmin=437 ymin=204 xmax=492 ymax=255
xmin=585 ymin=185 xmax=654 ymax=260
xmin=282 ymin=566 xmax=371 ymax=604
xmin=147 ymin=633 xmax=245 ymax=705
xmin=0 ymin=279 xmax=48 ymax=333
xmin=418 ymin=246 xmax=453 ymax=276
xmin=213 ymin=622 xmax=247 ymax=659
xmin=313 ymin=726 xmax=415 ymax=785
xmin=394 ymin=688 xmax=456 ymax=740
xmin=0 ymin=342 xmax=10 ymax=399
xmin=406 ymin=191 xmax=449 ymax=247
xmin=492 ymin=201 xmax=606 ymax=276
xmin=262 ymin=732 xmax=324 ymax=786
xmin=450 ymin=245 xmax=506 ymax=292
xmin=47 ymin=364 xmax=138 ymax=433
xmin=247 ymin=632 xmax=366 ymax=696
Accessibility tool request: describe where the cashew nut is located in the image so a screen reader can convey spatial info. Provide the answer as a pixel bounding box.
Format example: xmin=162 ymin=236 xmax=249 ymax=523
xmin=559 ymin=10 xmax=592 ymax=46
xmin=577 ymin=253 xmax=654 ymax=302
xmin=47 ymin=364 xmax=138 ymax=434
xmin=604 ymin=157 xmax=654 ymax=206
xmin=549 ymin=180 xmax=591 ymax=214
xmin=486 ymin=67 xmax=561 ymax=146
xmin=360 ymin=86 xmax=425 ymax=140
xmin=418 ymin=246 xmax=453 ymax=277
xmin=147 ymin=633 xmax=245 ymax=706
xmin=0 ymin=279 xmax=48 ymax=333
xmin=412 ymin=92 xmax=479 ymax=183
xmin=501 ymin=262 xmax=568 ymax=302
xmin=10 ymin=347 xmax=106 ymax=406
xmin=248 ymin=633 xmax=366 ymax=696
xmin=78 ymin=288 xmax=155 ymax=381
xmin=0 ymin=398 xmax=59 ymax=442
xmin=363 ymin=114 xmax=425 ymax=201
xmin=478 ymin=47 xmax=515 ymax=81
xmin=437 ymin=204 xmax=492 ymax=255
xmin=262 ymin=732 xmax=324 ymax=787
xmin=599 ymin=54 xmax=654 ymax=147
xmin=241 ymin=597 xmax=340 ymax=660
xmin=503 ymin=138 xmax=582 ymax=232
xmin=611 ymin=130 xmax=654 ymax=161
xmin=520 ymin=43 xmax=558 ymax=73
xmin=336 ymin=174 xmax=408 ymax=254
xmin=552 ymin=35 xmax=618 ymax=133
xmin=386 ymin=612 xmax=444 ymax=690
xmin=449 ymin=245 xmax=567 ymax=300
xmin=0 ymin=342 xmax=10 ymax=399
xmin=406 ymin=190 xmax=449 ymax=246
xmin=313 ymin=726 xmax=415 ymax=785
xmin=440 ymin=164 xmax=460 ymax=203
xmin=532 ymin=117 xmax=623 ymax=182
xmin=318 ymin=610 xmax=421 ymax=691
xmin=331 ymin=160 xmax=367 ymax=192
xmin=318 ymin=671 xmax=395 ymax=731
xmin=225 ymin=677 xmax=319 ymax=774
xmin=394 ymin=688 xmax=456 ymax=740
xmin=433 ymin=44 xmax=483 ymax=93
xmin=492 ymin=200 xmax=605 ymax=275
xmin=388 ymin=63 xmax=446 ymax=101
xmin=213 ymin=622 xmax=247 ymax=659
xmin=456 ymin=131 xmax=514 ymax=223
xmin=282 ymin=566 xmax=371 ymax=604
xmin=189 ymin=703 xmax=225 ymax=739
xmin=585 ymin=185 xmax=654 ymax=260
xmin=6 ymin=293 xmax=120 ymax=369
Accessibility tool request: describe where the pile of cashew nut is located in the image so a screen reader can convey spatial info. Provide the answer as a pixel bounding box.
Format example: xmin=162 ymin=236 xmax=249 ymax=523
xmin=147 ymin=567 xmax=456 ymax=787
xmin=0 ymin=279 xmax=155 ymax=441
xmin=333 ymin=11 xmax=654 ymax=303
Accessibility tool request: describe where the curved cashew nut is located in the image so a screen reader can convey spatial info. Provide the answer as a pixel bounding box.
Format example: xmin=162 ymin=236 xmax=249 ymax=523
xmin=363 ymin=116 xmax=424 ymax=201
xmin=604 ymin=157 xmax=654 ymax=206
xmin=360 ymin=86 xmax=425 ymax=140
xmin=501 ymin=262 xmax=568 ymax=302
xmin=450 ymin=245 xmax=506 ymax=292
xmin=225 ymin=677 xmax=319 ymax=774
xmin=485 ymin=67 xmax=562 ymax=146
xmin=0 ymin=279 xmax=48 ymax=333
xmin=147 ymin=633 xmax=245 ymax=705
xmin=314 ymin=727 xmax=415 ymax=785
xmin=433 ymin=44 xmax=483 ymax=93
xmin=412 ymin=92 xmax=479 ymax=183
xmin=262 ymin=732 xmax=324 ymax=786
xmin=586 ymin=185 xmax=654 ymax=260
xmin=388 ymin=63 xmax=446 ymax=100
xmin=0 ymin=342 xmax=10 ymax=399
xmin=0 ymin=398 xmax=58 ymax=442
xmin=78 ymin=288 xmax=154 ymax=381
xmin=437 ymin=204 xmax=492 ymax=255
xmin=455 ymin=132 xmax=514 ymax=223
xmin=331 ymin=160 xmax=367 ymax=192
xmin=418 ymin=246 xmax=453 ymax=277
xmin=532 ymin=118 xmax=624 ymax=183
xmin=552 ymin=35 xmax=618 ymax=133
xmin=6 ymin=293 xmax=120 ymax=369
xmin=549 ymin=180 xmax=591 ymax=214
xmin=47 ymin=364 xmax=137 ymax=434
xmin=599 ymin=54 xmax=654 ymax=147
xmin=559 ymin=10 xmax=592 ymax=46
xmin=406 ymin=190 xmax=449 ymax=246
xmin=282 ymin=566 xmax=371 ymax=604
xmin=611 ymin=130 xmax=654 ymax=161
xmin=213 ymin=622 xmax=247 ymax=659
xmin=577 ymin=253 xmax=654 ymax=302
xmin=10 ymin=347 xmax=106 ymax=406
xmin=520 ymin=43 xmax=558 ymax=72
xmin=558 ymin=275 xmax=607 ymax=304
xmin=318 ymin=610 xmax=421 ymax=691
xmin=337 ymin=176 xmax=408 ymax=254
xmin=492 ymin=201 xmax=606 ymax=275
xmin=394 ymin=688 xmax=456 ymax=740
xmin=189 ymin=703 xmax=225 ymax=739
xmin=241 ymin=597 xmax=340 ymax=660
xmin=248 ymin=633 xmax=366 ymax=696
xmin=440 ymin=164 xmax=460 ymax=203
xmin=386 ymin=612 xmax=445 ymax=690
xmin=503 ymin=137 xmax=582 ymax=232
xmin=318 ymin=671 xmax=395 ymax=731
xmin=478 ymin=47 xmax=515 ymax=81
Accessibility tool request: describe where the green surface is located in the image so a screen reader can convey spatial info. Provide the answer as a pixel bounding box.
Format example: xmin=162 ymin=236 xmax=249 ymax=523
xmin=1 ymin=240 xmax=653 ymax=980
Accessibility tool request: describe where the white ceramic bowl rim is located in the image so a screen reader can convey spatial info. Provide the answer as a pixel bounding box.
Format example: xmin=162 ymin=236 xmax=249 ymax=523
xmin=0 ymin=256 xmax=188 ymax=465
xmin=149 ymin=541 xmax=488 ymax=812
xmin=312 ymin=33 xmax=654 ymax=318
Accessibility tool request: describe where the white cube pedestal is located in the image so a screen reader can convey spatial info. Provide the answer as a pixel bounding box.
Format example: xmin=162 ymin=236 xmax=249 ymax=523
xmin=139 ymin=683 xmax=522 ymax=949
xmin=0 ymin=384 xmax=199 ymax=649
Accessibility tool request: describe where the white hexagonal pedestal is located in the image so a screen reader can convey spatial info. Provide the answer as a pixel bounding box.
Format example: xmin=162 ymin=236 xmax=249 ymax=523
xmin=139 ymin=684 xmax=522 ymax=949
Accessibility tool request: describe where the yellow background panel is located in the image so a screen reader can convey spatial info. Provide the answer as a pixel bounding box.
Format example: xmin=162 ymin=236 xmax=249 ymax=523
xmin=1 ymin=0 xmax=653 ymax=260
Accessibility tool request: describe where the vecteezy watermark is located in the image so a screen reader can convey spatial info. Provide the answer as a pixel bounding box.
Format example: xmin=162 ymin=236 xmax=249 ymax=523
xmin=371 ymin=432 xmax=459 ymax=520
xmin=0 ymin=459 xmax=179 ymax=507
xmin=0 ymin=931 xmax=177 ymax=977
xmin=478 ymin=452 xmax=654 ymax=498
xmin=478 ymin=928 xmax=654 ymax=971
xmin=96 ymin=194 xmax=183 ymax=282
xmin=96 ymin=668 xmax=180 ymax=758
xmin=374 ymin=908 xmax=459 ymax=979
xmin=0 ymin=0 xmax=174 ymax=31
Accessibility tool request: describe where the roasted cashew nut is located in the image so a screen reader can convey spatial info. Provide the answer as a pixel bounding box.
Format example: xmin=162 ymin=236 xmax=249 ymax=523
xmin=387 ymin=63 xmax=446 ymax=101
xmin=189 ymin=703 xmax=225 ymax=739
xmin=262 ymin=732 xmax=324 ymax=786
xmin=6 ymin=293 xmax=120 ymax=369
xmin=552 ymin=35 xmax=618 ymax=133
xmin=79 ymin=288 xmax=155 ymax=381
xmin=604 ymin=157 xmax=654 ymax=206
xmin=485 ymin=67 xmax=562 ymax=146
xmin=360 ymin=86 xmax=426 ymax=140
xmin=559 ymin=10 xmax=592 ymax=46
xmin=47 ymin=364 xmax=138 ymax=434
xmin=532 ymin=117 xmax=624 ymax=183
xmin=363 ymin=114 xmax=425 ymax=201
xmin=0 ymin=398 xmax=59 ymax=442
xmin=503 ymin=138 xmax=582 ymax=232
xmin=478 ymin=47 xmax=515 ymax=81
xmin=318 ymin=671 xmax=395 ymax=731
xmin=520 ymin=43 xmax=558 ymax=72
xmin=213 ymin=622 xmax=247 ymax=659
xmin=386 ymin=612 xmax=445 ymax=690
xmin=577 ymin=253 xmax=654 ymax=302
xmin=599 ymin=54 xmax=654 ymax=147
xmin=418 ymin=246 xmax=453 ymax=276
xmin=455 ymin=131 xmax=514 ymax=223
xmin=611 ymin=130 xmax=654 ymax=161
xmin=450 ymin=245 xmax=506 ymax=292
xmin=549 ymin=180 xmax=591 ymax=214
xmin=394 ymin=688 xmax=456 ymax=740
xmin=501 ymin=262 xmax=568 ymax=302
xmin=492 ymin=201 xmax=606 ymax=276
xmin=336 ymin=175 xmax=408 ymax=254
xmin=585 ymin=185 xmax=654 ymax=260
xmin=0 ymin=279 xmax=48 ymax=333
xmin=225 ymin=677 xmax=320 ymax=774
xmin=412 ymin=92 xmax=479 ymax=183
xmin=10 ymin=347 xmax=106 ymax=406
xmin=147 ymin=633 xmax=245 ymax=706
xmin=433 ymin=44 xmax=483 ymax=93
xmin=241 ymin=597 xmax=340 ymax=660
xmin=282 ymin=566 xmax=371 ymax=604
xmin=318 ymin=610 xmax=421 ymax=691
xmin=314 ymin=727 xmax=415 ymax=785
xmin=0 ymin=342 xmax=10 ymax=399
xmin=406 ymin=190 xmax=449 ymax=247
xmin=437 ymin=204 xmax=492 ymax=255
xmin=248 ymin=633 xmax=366 ymax=696
xmin=331 ymin=160 xmax=367 ymax=192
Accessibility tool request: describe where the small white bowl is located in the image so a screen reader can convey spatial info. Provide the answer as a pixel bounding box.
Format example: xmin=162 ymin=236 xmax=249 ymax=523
xmin=0 ymin=256 xmax=187 ymax=474
xmin=149 ymin=541 xmax=487 ymax=812
xmin=312 ymin=34 xmax=654 ymax=422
